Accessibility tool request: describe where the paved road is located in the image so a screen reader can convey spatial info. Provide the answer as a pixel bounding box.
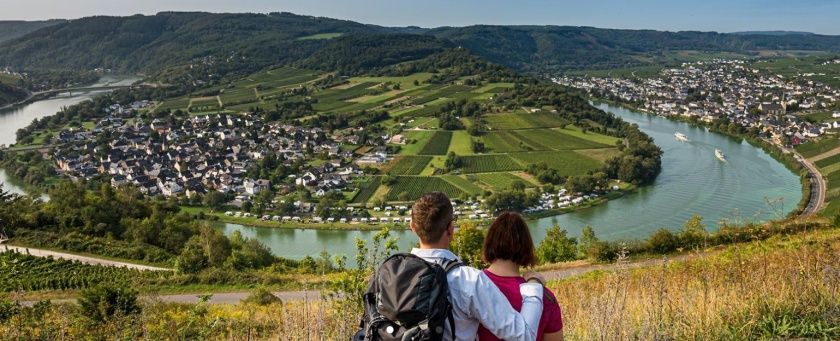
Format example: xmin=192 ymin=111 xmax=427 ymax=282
xmin=792 ymin=150 xmax=827 ymax=217
xmin=0 ymin=245 xmax=171 ymax=271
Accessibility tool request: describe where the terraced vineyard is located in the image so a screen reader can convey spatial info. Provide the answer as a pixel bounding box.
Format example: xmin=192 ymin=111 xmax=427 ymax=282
xmin=441 ymin=175 xmax=484 ymax=196
xmin=387 ymin=156 xmax=432 ymax=175
xmin=485 ymin=112 xmax=569 ymax=130
xmin=512 ymin=151 xmax=604 ymax=176
xmin=461 ymin=154 xmax=524 ymax=173
xmin=385 ymin=176 xmax=464 ymax=201
xmin=351 ymin=177 xmax=382 ymax=204
xmin=418 ymin=131 xmax=453 ymax=155
xmin=475 ymin=173 xmax=534 ymax=190
xmin=0 ymin=251 xmax=172 ymax=292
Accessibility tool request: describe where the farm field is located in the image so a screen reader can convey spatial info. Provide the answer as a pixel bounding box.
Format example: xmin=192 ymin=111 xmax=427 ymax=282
xmin=155 ymin=67 xmax=320 ymax=113
xmin=512 ymin=151 xmax=604 ymax=176
xmin=418 ymin=131 xmax=452 ymax=155
xmin=796 ymin=137 xmax=840 ymax=158
xmin=440 ymin=175 xmax=484 ymax=196
xmin=461 ymin=154 xmax=524 ymax=173
xmin=0 ymin=251 xmax=172 ymax=292
xmin=188 ymin=97 xmax=221 ymax=112
xmin=351 ymin=177 xmax=381 ymax=204
xmin=483 ymin=131 xmax=531 ymax=152
xmin=474 ymin=172 xmax=535 ymax=190
xmin=386 ymin=156 xmax=432 ymax=175
xmin=447 ymin=131 xmax=473 ymax=155
xmin=398 ymin=130 xmax=434 ymax=155
xmin=485 ymin=112 xmax=569 ymax=130
xmin=385 ymin=176 xmax=464 ymax=201
xmin=752 ymin=55 xmax=840 ymax=88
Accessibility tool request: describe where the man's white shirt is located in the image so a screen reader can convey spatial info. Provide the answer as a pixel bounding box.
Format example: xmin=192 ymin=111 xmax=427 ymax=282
xmin=411 ymin=248 xmax=544 ymax=341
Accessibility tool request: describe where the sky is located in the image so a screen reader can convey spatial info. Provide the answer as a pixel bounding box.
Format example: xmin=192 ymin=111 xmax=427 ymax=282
xmin=1 ymin=0 xmax=839 ymax=35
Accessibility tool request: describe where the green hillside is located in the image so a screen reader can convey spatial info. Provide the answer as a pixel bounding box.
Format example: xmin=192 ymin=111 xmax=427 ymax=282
xmin=0 ymin=83 xmax=28 ymax=106
xmin=2 ymin=12 xmax=840 ymax=77
xmin=0 ymin=20 xmax=65 ymax=43
xmin=0 ymin=12 xmax=388 ymax=72
xmin=150 ymin=48 xmax=654 ymax=204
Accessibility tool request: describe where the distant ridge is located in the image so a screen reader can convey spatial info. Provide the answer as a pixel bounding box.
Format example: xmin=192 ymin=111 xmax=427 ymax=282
xmin=2 ymin=12 xmax=840 ymax=75
xmin=0 ymin=19 xmax=66 ymax=43
xmin=732 ymin=30 xmax=816 ymax=36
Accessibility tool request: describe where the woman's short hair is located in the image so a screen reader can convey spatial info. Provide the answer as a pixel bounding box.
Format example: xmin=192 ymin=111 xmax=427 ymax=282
xmin=482 ymin=211 xmax=537 ymax=267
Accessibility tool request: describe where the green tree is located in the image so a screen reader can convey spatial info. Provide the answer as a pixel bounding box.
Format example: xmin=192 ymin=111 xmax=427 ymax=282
xmin=202 ymin=191 xmax=227 ymax=211
xmin=537 ymin=225 xmax=579 ymax=264
xmin=451 ymin=222 xmax=487 ymax=267
xmin=176 ymin=236 xmax=208 ymax=273
xmin=225 ymin=238 xmax=275 ymax=270
xmin=200 ymin=227 xmax=231 ymax=267
xmin=578 ymin=226 xmax=599 ymax=259
xmin=679 ymin=215 xmax=707 ymax=249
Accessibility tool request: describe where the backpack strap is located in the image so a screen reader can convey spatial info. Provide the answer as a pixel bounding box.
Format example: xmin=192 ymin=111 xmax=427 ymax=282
xmin=446 ymin=307 xmax=456 ymax=341
xmin=441 ymin=258 xmax=461 ymax=340
xmin=442 ymin=258 xmax=462 ymax=273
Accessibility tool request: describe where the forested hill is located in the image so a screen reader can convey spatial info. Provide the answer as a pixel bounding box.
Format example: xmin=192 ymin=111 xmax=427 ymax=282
xmin=0 ymin=20 xmax=65 ymax=43
xmin=3 ymin=11 xmax=840 ymax=76
xmin=428 ymin=25 xmax=840 ymax=73
xmin=0 ymin=12 xmax=390 ymax=72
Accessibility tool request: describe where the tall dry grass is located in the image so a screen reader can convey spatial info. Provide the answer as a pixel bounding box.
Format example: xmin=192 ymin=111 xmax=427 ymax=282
xmin=552 ymin=230 xmax=840 ymax=340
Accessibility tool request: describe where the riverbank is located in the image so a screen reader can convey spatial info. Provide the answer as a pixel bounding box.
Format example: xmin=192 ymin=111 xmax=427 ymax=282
xmin=183 ymin=186 xmax=635 ymax=232
xmin=592 ymin=98 xmax=817 ymax=217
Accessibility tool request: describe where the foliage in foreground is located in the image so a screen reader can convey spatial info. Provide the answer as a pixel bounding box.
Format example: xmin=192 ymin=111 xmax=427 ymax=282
xmin=1 ymin=225 xmax=838 ymax=340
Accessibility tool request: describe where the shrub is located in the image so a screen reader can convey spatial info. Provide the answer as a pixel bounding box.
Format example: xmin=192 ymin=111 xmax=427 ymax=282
xmin=78 ymin=286 xmax=141 ymax=322
xmin=0 ymin=299 xmax=19 ymax=323
xmin=590 ymin=240 xmax=620 ymax=262
xmin=242 ymin=288 xmax=282 ymax=306
xmin=646 ymin=228 xmax=679 ymax=254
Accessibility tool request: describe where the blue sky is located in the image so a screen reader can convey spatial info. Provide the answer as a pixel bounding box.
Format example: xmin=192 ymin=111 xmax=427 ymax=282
xmin=2 ymin=0 xmax=839 ymax=35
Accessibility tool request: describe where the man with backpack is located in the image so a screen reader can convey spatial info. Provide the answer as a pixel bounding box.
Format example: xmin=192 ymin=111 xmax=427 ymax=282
xmin=357 ymin=192 xmax=545 ymax=341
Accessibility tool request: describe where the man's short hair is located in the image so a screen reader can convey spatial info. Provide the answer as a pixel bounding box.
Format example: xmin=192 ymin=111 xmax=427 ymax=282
xmin=411 ymin=192 xmax=454 ymax=244
xmin=482 ymin=211 xmax=538 ymax=267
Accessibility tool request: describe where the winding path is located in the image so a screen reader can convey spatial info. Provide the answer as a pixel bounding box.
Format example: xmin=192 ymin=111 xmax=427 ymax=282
xmin=18 ymin=252 xmax=696 ymax=306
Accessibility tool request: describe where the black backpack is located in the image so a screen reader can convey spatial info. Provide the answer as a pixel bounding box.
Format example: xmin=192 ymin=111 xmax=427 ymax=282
xmin=353 ymin=253 xmax=461 ymax=341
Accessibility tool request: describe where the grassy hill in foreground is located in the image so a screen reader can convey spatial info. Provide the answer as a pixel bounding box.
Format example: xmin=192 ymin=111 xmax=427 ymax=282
xmin=2 ymin=222 xmax=837 ymax=339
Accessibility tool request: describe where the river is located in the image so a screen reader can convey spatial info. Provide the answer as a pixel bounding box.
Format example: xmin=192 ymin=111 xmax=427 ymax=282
xmin=0 ymin=75 xmax=139 ymax=195
xmin=221 ymin=103 xmax=803 ymax=261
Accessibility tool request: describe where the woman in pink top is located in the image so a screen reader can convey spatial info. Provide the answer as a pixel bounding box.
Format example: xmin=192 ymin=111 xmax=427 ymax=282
xmin=477 ymin=211 xmax=564 ymax=341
